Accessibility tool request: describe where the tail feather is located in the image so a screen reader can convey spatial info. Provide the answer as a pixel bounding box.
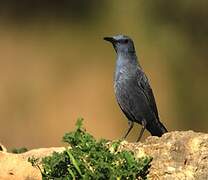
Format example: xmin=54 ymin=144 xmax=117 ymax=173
xmin=146 ymin=120 xmax=168 ymax=137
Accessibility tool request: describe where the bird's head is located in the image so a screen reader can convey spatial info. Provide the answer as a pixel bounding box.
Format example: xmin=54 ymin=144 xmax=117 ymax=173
xmin=104 ymin=35 xmax=135 ymax=54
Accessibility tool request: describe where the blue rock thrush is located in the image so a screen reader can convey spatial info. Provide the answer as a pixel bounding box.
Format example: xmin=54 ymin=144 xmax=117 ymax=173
xmin=104 ymin=35 xmax=168 ymax=141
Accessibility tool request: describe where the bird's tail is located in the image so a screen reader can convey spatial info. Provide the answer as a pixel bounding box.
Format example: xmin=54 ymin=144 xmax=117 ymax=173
xmin=146 ymin=119 xmax=168 ymax=137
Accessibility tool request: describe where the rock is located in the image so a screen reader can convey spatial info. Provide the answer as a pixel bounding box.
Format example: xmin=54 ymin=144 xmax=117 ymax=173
xmin=0 ymin=147 xmax=65 ymax=180
xmin=0 ymin=151 xmax=41 ymax=180
xmin=0 ymin=131 xmax=208 ymax=179
xmin=121 ymin=130 xmax=208 ymax=180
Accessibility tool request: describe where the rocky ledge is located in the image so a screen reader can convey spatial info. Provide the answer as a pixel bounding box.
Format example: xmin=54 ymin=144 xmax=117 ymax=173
xmin=0 ymin=131 xmax=208 ymax=180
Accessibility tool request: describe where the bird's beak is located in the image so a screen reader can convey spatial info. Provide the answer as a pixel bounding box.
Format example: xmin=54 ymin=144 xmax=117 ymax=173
xmin=103 ymin=37 xmax=116 ymax=43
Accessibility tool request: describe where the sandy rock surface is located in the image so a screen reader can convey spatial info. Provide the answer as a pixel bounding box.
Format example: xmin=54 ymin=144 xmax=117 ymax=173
xmin=121 ymin=131 xmax=208 ymax=180
xmin=0 ymin=131 xmax=208 ymax=180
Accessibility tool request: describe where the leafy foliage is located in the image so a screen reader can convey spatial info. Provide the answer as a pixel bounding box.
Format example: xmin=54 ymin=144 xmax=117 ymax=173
xmin=11 ymin=147 xmax=28 ymax=154
xmin=30 ymin=118 xmax=152 ymax=179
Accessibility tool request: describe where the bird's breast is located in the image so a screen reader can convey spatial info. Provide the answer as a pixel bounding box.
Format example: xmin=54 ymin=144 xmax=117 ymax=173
xmin=114 ymin=68 xmax=136 ymax=97
xmin=114 ymin=65 xmax=136 ymax=86
xmin=114 ymin=57 xmax=139 ymax=103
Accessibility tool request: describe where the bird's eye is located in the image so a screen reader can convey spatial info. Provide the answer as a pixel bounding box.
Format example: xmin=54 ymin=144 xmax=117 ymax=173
xmin=124 ymin=39 xmax=128 ymax=43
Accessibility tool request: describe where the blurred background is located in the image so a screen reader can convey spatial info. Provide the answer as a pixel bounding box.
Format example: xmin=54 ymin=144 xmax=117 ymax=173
xmin=0 ymin=0 xmax=207 ymax=149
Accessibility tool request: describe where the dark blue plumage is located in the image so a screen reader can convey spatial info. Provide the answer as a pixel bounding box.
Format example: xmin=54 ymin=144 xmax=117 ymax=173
xmin=104 ymin=35 xmax=167 ymax=141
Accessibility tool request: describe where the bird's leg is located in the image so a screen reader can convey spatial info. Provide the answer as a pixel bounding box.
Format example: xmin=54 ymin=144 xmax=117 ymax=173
xmin=136 ymin=119 xmax=147 ymax=142
xmin=122 ymin=121 xmax=134 ymax=140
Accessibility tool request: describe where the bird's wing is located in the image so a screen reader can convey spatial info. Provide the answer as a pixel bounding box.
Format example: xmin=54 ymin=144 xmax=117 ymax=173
xmin=136 ymin=69 xmax=159 ymax=119
xmin=115 ymin=85 xmax=136 ymax=121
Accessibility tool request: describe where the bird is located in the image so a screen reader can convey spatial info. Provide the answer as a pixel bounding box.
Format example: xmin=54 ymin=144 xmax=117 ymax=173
xmin=104 ymin=34 xmax=168 ymax=142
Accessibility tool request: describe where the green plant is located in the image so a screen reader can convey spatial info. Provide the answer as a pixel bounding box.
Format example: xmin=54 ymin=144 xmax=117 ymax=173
xmin=29 ymin=118 xmax=152 ymax=179
xmin=11 ymin=147 xmax=28 ymax=154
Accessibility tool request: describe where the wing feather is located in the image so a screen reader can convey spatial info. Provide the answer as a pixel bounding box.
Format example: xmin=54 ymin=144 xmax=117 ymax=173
xmin=136 ymin=69 xmax=159 ymax=120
